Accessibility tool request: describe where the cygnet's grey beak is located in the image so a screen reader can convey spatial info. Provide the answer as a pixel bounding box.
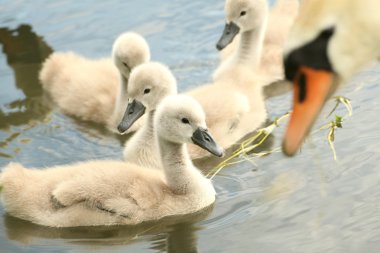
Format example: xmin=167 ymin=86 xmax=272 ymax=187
xmin=117 ymin=99 xmax=146 ymax=134
xmin=216 ymin=22 xmax=240 ymax=50
xmin=191 ymin=128 xmax=224 ymax=157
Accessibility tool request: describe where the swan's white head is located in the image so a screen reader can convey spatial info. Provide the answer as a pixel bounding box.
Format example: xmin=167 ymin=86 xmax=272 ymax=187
xmin=117 ymin=62 xmax=177 ymax=133
xmin=282 ymin=0 xmax=380 ymax=156
xmin=112 ymin=32 xmax=151 ymax=79
xmin=216 ymin=0 xmax=268 ymax=50
xmin=127 ymin=62 xmax=177 ymax=111
xmin=283 ymin=0 xmax=340 ymax=60
xmin=155 ymin=95 xmax=224 ymax=157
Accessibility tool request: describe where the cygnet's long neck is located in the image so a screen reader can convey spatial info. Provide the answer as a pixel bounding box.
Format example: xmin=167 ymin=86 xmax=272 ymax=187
xmin=235 ymin=16 xmax=268 ymax=67
xmin=139 ymin=110 xmax=155 ymax=139
xmin=112 ymin=74 xmax=129 ymax=124
xmin=158 ymin=138 xmax=204 ymax=195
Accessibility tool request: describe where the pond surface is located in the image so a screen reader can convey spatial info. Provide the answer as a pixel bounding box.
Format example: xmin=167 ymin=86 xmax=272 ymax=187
xmin=1 ymin=0 xmax=380 ymax=252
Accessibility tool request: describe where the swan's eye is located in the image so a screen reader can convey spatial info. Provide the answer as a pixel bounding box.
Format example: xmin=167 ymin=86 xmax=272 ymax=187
xmin=240 ymin=11 xmax=246 ymax=16
xmin=144 ymin=88 xmax=151 ymax=94
xmin=181 ymin=118 xmax=190 ymax=124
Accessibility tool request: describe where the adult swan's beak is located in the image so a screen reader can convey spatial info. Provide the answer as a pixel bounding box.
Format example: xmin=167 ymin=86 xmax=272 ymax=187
xmin=282 ymin=67 xmax=338 ymax=156
xmin=282 ymin=27 xmax=337 ymax=156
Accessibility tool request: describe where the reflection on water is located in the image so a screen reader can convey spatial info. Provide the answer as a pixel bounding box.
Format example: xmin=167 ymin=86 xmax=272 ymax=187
xmin=148 ymin=222 xmax=201 ymax=253
xmin=4 ymin=205 xmax=212 ymax=252
xmin=0 ymin=24 xmax=53 ymax=129
xmin=0 ymin=24 xmax=54 ymax=160
xmin=164 ymin=222 xmax=200 ymax=253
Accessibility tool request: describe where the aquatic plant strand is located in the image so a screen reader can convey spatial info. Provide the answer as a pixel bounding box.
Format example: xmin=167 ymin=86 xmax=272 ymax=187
xmin=208 ymin=96 xmax=353 ymax=178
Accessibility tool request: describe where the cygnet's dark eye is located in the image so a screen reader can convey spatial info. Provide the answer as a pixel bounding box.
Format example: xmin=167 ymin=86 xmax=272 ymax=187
xmin=144 ymin=88 xmax=151 ymax=94
xmin=181 ymin=118 xmax=190 ymax=124
xmin=240 ymin=11 xmax=246 ymax=16
xmin=123 ymin=62 xmax=129 ymax=67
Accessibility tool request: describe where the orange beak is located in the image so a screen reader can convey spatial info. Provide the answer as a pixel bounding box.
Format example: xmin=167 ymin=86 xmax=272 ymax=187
xmin=282 ymin=67 xmax=337 ymax=156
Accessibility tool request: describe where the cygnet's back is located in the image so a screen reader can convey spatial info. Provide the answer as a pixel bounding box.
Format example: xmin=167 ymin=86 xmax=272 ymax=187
xmin=39 ymin=32 xmax=150 ymax=132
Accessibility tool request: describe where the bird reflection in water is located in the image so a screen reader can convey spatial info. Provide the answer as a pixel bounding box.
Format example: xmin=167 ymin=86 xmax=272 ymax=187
xmin=4 ymin=205 xmax=213 ymax=252
xmin=0 ymin=24 xmax=53 ymax=129
xmin=0 ymin=24 xmax=53 ymax=159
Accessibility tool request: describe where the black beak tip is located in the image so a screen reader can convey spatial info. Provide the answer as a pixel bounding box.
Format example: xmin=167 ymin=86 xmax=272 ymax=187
xmin=208 ymin=144 xmax=225 ymax=157
xmin=191 ymin=128 xmax=225 ymax=157
xmin=216 ymin=149 xmax=225 ymax=157
xmin=216 ymin=43 xmax=224 ymax=51
xmin=281 ymin=145 xmax=296 ymax=157
xmin=117 ymin=124 xmax=127 ymax=134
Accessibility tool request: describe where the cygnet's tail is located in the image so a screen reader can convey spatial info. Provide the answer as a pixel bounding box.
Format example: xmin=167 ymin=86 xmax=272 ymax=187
xmin=0 ymin=163 xmax=38 ymax=221
xmin=39 ymin=52 xmax=79 ymax=90
xmin=0 ymin=162 xmax=57 ymax=227
xmin=0 ymin=162 xmax=26 ymax=192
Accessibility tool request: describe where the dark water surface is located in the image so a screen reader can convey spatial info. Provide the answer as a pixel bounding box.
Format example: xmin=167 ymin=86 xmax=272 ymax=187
xmin=1 ymin=1 xmax=380 ymax=252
